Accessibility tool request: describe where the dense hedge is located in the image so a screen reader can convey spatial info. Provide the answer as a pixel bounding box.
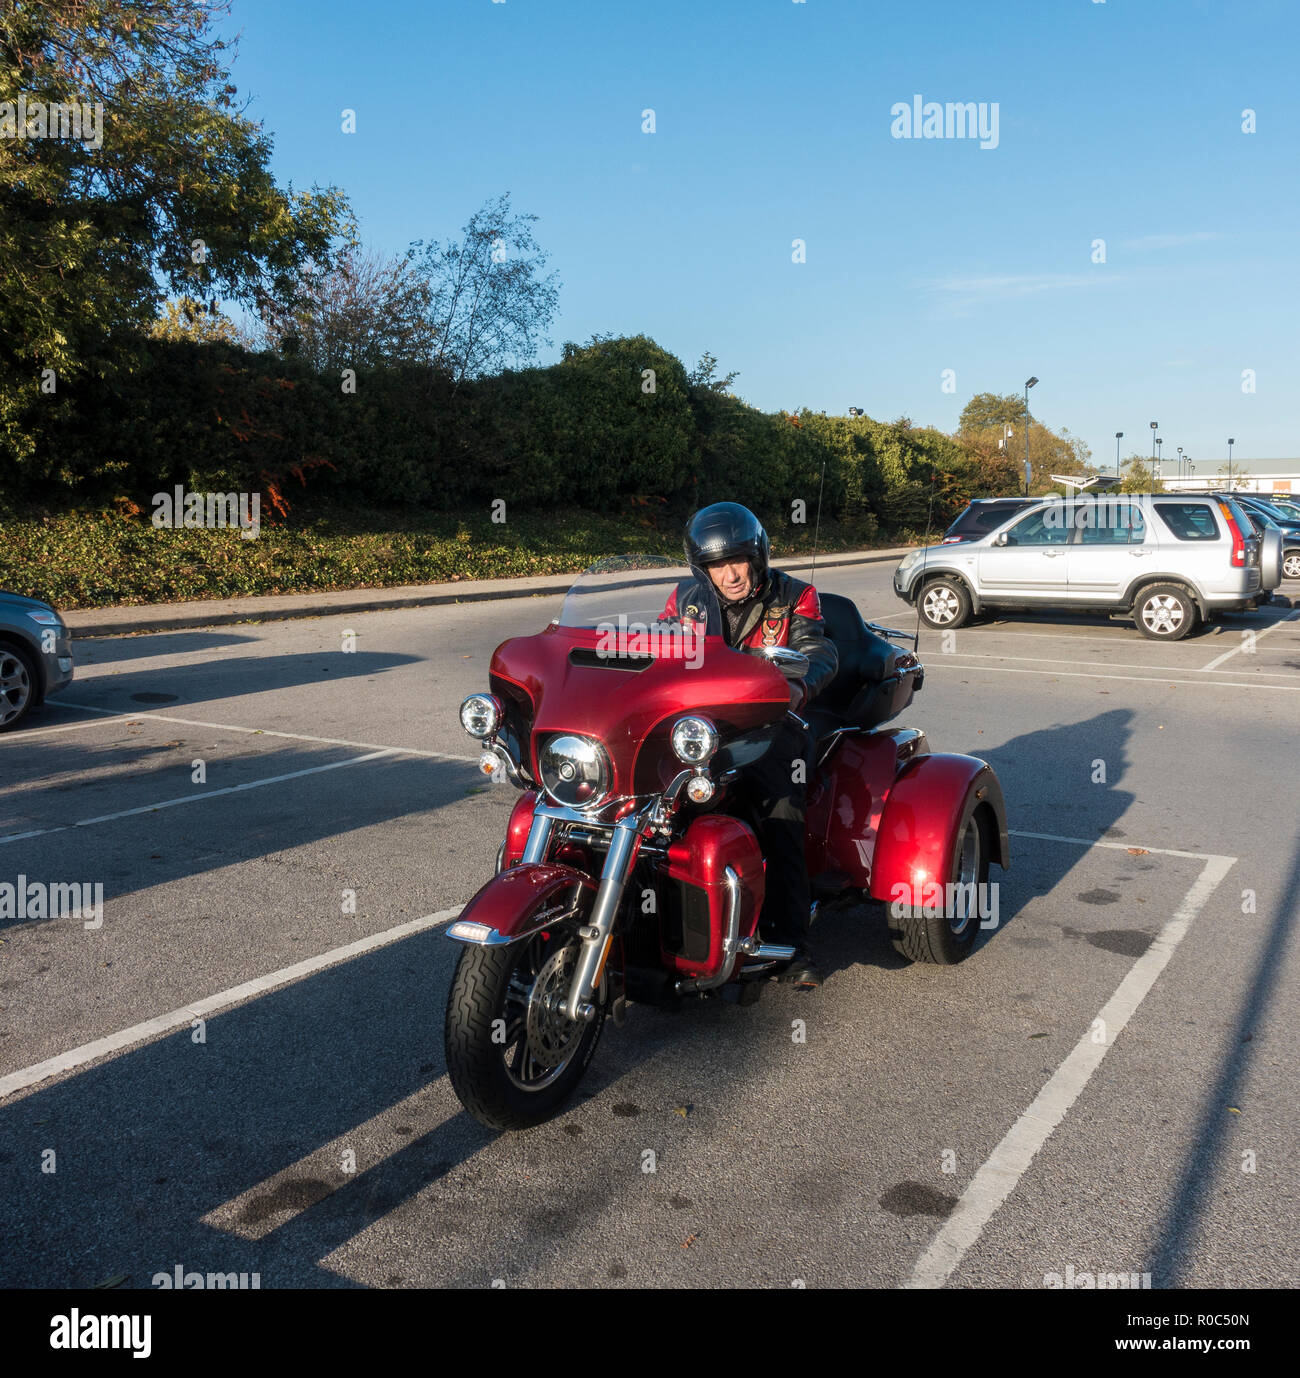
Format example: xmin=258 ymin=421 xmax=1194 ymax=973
xmin=0 ymin=332 xmax=997 ymax=536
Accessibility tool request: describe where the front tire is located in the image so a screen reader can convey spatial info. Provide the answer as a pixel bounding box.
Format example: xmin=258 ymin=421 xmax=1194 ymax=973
xmin=889 ymin=806 xmax=992 ymax=965
xmin=1133 ymin=583 xmax=1199 ymax=640
xmin=444 ymin=927 xmax=605 ymax=1131
xmin=0 ymin=642 xmax=39 ymax=732
xmin=918 ymin=577 xmax=972 ymax=630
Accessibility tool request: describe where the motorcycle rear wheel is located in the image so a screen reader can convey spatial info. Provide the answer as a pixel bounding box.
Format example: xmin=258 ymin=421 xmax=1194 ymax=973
xmin=888 ymin=805 xmax=992 ymax=965
xmin=444 ymin=927 xmax=606 ymax=1131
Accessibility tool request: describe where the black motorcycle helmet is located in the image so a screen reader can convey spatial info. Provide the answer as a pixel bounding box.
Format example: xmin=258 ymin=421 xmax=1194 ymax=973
xmin=684 ymin=502 xmax=770 ymax=588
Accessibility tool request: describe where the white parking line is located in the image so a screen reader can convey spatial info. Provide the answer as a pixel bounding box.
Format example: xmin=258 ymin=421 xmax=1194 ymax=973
xmin=942 ymin=650 xmax=1300 ymax=678
xmin=40 ymin=699 xmax=478 ymax=763
xmin=1200 ymin=607 xmax=1300 ymax=670
xmin=926 ymin=661 xmax=1300 ymax=691
xmin=0 ymin=906 xmax=465 ymax=1101
xmin=906 ymin=843 xmax=1236 ymax=1289
xmin=0 ymin=749 xmax=395 ymax=846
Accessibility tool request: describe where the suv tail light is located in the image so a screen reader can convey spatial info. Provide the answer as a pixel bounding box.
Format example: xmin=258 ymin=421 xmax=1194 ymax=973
xmin=1217 ymin=501 xmax=1246 ymax=567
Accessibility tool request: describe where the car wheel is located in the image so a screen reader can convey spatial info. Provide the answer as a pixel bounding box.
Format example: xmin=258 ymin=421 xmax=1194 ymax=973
xmin=1134 ymin=584 xmax=1199 ymax=641
xmin=919 ymin=578 xmax=972 ymax=630
xmin=0 ymin=641 xmax=39 ymax=731
xmin=1283 ymin=550 xmax=1300 ymax=581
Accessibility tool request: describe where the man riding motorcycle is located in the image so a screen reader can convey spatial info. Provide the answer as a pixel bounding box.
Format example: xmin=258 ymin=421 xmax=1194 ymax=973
xmin=662 ymin=503 xmax=838 ymax=989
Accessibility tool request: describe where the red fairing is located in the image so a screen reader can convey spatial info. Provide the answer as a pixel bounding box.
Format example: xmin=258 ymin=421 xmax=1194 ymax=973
xmin=502 ymin=791 xmax=538 ymax=868
xmin=457 ymin=862 xmax=598 ymax=938
xmin=805 ymin=729 xmax=923 ymax=885
xmin=867 ymin=754 xmax=1010 ymax=903
xmin=489 ymin=625 xmax=789 ymax=798
xmin=663 ymin=814 xmax=765 ymax=979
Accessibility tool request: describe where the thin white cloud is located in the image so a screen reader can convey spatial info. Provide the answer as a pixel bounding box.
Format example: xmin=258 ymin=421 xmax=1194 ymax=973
xmin=922 ymin=272 xmax=1123 ymax=313
xmin=1121 ymin=232 xmax=1220 ymax=251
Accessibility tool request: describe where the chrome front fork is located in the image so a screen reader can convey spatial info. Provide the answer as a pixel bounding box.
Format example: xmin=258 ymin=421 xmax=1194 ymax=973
xmin=521 ymin=803 xmax=648 ymax=1023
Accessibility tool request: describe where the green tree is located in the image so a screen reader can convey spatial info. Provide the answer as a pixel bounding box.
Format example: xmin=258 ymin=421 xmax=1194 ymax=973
xmin=149 ymin=297 xmax=250 ymax=347
xmin=957 ymin=391 xmax=1029 ymax=437
xmin=0 ymin=0 xmax=350 ymax=469
xmin=1119 ymin=455 xmax=1164 ymax=493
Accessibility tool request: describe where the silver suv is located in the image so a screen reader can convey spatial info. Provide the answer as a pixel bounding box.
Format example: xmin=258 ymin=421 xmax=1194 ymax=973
xmin=893 ymin=493 xmax=1282 ymax=640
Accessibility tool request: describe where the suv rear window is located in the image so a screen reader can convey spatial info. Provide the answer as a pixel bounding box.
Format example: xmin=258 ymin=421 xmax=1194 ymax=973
xmin=945 ymin=501 xmax=1033 ymax=537
xmin=1154 ymin=502 xmax=1220 ymax=541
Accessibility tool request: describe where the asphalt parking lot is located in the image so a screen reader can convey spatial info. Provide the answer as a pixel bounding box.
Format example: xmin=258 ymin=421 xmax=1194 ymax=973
xmin=1 ymin=561 xmax=1298 ymax=1288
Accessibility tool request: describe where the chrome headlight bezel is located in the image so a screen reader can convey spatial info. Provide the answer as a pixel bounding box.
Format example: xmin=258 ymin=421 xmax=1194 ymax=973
xmin=539 ymin=733 xmax=612 ymax=810
xmin=670 ymin=715 xmax=719 ymax=766
xmin=459 ymin=693 xmax=503 ymax=739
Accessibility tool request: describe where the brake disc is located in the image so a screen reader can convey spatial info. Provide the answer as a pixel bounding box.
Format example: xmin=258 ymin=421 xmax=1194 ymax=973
xmin=525 ymin=943 xmax=585 ymax=1069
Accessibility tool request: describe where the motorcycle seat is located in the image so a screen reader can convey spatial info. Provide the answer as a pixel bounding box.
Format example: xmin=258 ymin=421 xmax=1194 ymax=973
xmin=806 ymin=592 xmax=919 ymax=737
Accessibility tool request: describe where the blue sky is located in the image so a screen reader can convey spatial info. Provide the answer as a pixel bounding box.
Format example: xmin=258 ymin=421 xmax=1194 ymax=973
xmin=218 ymin=0 xmax=1299 ymax=467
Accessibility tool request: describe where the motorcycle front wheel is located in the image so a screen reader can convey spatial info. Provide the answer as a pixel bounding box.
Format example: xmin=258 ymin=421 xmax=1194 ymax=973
xmin=444 ymin=927 xmax=606 ymax=1131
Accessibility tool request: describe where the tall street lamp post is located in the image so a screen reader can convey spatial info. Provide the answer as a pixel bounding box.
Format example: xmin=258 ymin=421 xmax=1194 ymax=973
xmin=1115 ymin=431 xmax=1123 ymax=479
xmin=1177 ymin=445 xmax=1184 ymax=481
xmin=1024 ymin=377 xmax=1038 ymax=495
xmin=1150 ymin=421 xmax=1158 ymax=486
xmin=1227 ymin=437 xmax=1235 ymax=489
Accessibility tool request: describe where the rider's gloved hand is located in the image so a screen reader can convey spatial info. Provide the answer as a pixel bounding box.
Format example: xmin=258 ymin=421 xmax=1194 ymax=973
xmin=787 ymin=679 xmax=808 ymax=711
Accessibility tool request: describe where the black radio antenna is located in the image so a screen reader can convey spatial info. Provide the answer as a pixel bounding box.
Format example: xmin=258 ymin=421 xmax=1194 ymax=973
xmin=809 ymin=452 xmax=827 ymax=586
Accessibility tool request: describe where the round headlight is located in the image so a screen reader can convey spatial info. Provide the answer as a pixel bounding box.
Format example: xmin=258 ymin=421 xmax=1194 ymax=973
xmin=460 ymin=693 xmax=503 ymax=739
xmin=539 ymin=734 xmax=611 ymax=809
xmin=670 ymin=716 xmax=718 ymax=765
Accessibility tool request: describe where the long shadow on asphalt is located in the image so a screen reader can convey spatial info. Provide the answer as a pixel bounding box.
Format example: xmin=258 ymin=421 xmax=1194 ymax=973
xmin=68 ymin=630 xmax=262 ymax=666
xmin=809 ymin=709 xmax=1140 ymax=985
xmin=45 ymin=648 xmax=418 ymax=712
xmin=0 ymin=929 xmax=476 ymax=1287
xmin=1 ymin=745 xmax=482 ymax=923
xmin=1144 ymin=827 xmax=1300 ymax=1286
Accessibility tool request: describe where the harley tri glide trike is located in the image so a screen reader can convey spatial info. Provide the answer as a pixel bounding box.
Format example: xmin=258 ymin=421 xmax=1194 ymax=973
xmin=445 ymin=555 xmax=1009 ymax=1129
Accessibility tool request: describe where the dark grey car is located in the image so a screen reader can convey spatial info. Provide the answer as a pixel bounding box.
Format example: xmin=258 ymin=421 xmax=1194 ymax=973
xmin=0 ymin=591 xmax=74 ymax=730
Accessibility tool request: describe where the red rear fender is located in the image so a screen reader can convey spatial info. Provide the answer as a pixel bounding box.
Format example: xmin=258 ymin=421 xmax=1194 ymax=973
xmin=868 ymin=754 xmax=1009 ymax=904
xmin=448 ymin=863 xmax=597 ymax=945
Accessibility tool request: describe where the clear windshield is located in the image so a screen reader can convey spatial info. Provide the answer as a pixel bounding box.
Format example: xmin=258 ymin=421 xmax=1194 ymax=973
xmin=557 ymin=554 xmax=722 ymax=639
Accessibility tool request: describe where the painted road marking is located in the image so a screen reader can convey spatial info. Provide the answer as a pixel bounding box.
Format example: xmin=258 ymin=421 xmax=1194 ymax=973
xmin=905 ymin=842 xmax=1236 ymax=1289
xmin=939 ymin=650 xmax=1300 ymax=678
xmin=45 ymin=700 xmax=478 ymax=763
xmin=925 ymin=662 xmax=1300 ymax=691
xmin=0 ymin=749 xmax=395 ymax=847
xmin=0 ymin=906 xmax=465 ymax=1101
xmin=1200 ymin=607 xmax=1300 ymax=670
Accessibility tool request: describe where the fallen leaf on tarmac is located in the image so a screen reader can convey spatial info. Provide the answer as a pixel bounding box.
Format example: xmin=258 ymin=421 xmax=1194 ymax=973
xmin=1029 ymin=1033 xmax=1048 ymax=1039
xmin=1228 ymin=1107 xmax=1241 ymax=1114
xmin=92 ymin=1275 xmax=129 ymax=1289
xmin=673 ymin=1105 xmax=690 ymax=1117
xmin=682 ymin=1233 xmax=698 ymax=1248
xmin=1126 ymin=848 xmax=1149 ymax=855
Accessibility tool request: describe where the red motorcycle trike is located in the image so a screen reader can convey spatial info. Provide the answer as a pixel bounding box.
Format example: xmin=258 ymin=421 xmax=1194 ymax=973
xmin=445 ymin=555 xmax=1009 ymax=1129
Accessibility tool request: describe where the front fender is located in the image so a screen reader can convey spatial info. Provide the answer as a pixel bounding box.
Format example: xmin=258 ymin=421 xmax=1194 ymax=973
xmin=446 ymin=863 xmax=597 ymax=946
xmin=868 ymin=753 xmax=1009 ymax=903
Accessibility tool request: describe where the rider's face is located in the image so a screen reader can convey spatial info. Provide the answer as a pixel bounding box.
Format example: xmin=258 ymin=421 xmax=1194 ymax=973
xmin=705 ymin=558 xmax=753 ymax=602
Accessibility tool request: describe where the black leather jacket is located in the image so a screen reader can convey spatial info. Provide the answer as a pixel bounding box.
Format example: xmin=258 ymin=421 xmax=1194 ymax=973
xmin=665 ymin=569 xmax=839 ymax=704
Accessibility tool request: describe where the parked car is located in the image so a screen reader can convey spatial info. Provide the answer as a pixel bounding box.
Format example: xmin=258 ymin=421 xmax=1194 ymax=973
xmin=893 ymin=492 xmax=1281 ymax=640
xmin=1226 ymin=495 xmax=1300 ymax=581
xmin=939 ymin=497 xmax=1039 ymax=545
xmin=0 ymin=592 xmax=74 ymax=730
